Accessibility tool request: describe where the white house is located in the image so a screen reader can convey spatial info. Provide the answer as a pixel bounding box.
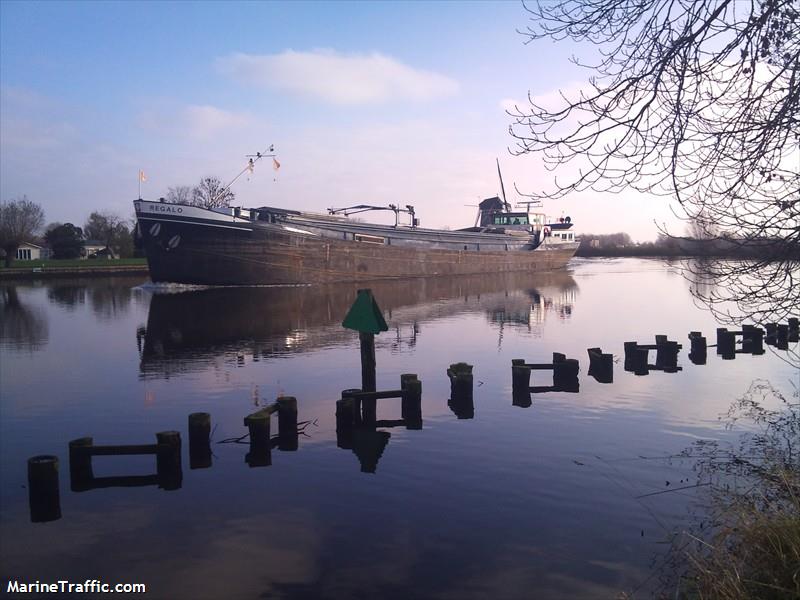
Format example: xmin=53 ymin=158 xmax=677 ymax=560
xmin=15 ymin=242 xmax=45 ymax=261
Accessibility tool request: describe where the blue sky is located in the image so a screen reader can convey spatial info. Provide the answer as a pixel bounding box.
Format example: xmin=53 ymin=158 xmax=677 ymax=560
xmin=1 ymin=0 xmax=680 ymax=240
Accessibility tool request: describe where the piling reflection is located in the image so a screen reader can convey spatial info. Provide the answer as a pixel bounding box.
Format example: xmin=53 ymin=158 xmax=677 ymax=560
xmin=511 ymin=353 xmax=580 ymax=406
xmin=27 ymin=455 xmax=61 ymax=523
xmin=68 ymin=433 xmax=183 ymax=493
xmin=138 ymin=271 xmax=578 ymax=378
xmin=336 ymin=375 xmax=423 ymax=472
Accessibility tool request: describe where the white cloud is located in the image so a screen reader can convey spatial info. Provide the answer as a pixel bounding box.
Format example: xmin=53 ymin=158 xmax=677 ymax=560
xmin=184 ymin=105 xmax=253 ymax=140
xmin=137 ymin=104 xmax=254 ymax=141
xmin=216 ymin=50 xmax=459 ymax=105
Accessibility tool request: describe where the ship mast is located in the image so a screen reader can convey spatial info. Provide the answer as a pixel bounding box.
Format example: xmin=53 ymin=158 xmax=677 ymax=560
xmin=214 ymin=145 xmax=278 ymax=204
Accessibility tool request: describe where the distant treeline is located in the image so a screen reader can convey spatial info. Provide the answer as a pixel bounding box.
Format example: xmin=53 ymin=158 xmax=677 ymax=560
xmin=575 ymin=232 xmax=799 ymax=259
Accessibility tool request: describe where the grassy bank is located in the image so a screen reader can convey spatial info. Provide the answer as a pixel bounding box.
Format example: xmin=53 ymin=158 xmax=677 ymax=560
xmin=671 ymin=382 xmax=799 ymax=599
xmin=0 ymin=258 xmax=149 ymax=279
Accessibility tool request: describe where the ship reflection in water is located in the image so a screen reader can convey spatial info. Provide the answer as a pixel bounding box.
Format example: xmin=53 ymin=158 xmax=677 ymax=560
xmin=138 ymin=271 xmax=578 ymax=379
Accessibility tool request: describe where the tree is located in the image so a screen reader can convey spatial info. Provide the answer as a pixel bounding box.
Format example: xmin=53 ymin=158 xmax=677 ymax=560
xmin=84 ymin=211 xmax=133 ymax=258
xmin=0 ymin=196 xmax=45 ymax=267
xmin=509 ymin=0 xmax=799 ymax=322
xmin=165 ymin=185 xmax=193 ymax=205
xmin=45 ymin=223 xmax=84 ymax=259
xmin=191 ymin=177 xmax=235 ymax=209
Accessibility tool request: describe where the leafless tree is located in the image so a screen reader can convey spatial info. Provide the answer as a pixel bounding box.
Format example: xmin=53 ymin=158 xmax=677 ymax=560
xmin=509 ymin=0 xmax=799 ymax=323
xmin=0 ymin=195 xmax=45 ymax=267
xmin=165 ymin=185 xmax=193 ymax=205
xmin=191 ymin=177 xmax=235 ymax=209
xmin=84 ymin=211 xmax=132 ymax=258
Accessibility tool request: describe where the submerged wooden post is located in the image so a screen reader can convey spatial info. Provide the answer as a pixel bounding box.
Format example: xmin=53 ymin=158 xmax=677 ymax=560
xmin=688 ymin=332 xmax=707 ymax=365
xmin=587 ymin=348 xmax=613 ymax=383
xmin=447 ymin=362 xmax=473 ymax=402
xmin=188 ymin=412 xmax=212 ymax=469
xmin=511 ymin=359 xmax=532 ymax=391
xmin=68 ymin=437 xmax=94 ymax=492
xmin=776 ymin=324 xmax=789 ymax=349
xmin=765 ymin=323 xmax=779 ymax=345
xmin=401 ymin=374 xmax=422 ymax=429
xmin=655 ymin=341 xmax=680 ymax=372
xmin=624 ymin=343 xmax=649 ymax=374
xmin=156 ymin=431 xmax=182 ymax=490
xmin=716 ymin=328 xmax=736 ymax=359
xmin=277 ymin=396 xmax=299 ymax=451
xmin=741 ymin=325 xmax=765 ymax=355
xmin=28 ymin=455 xmax=61 ymax=523
xmin=336 ymin=396 xmax=356 ymax=449
xmin=342 ymin=388 xmax=364 ymax=426
xmin=788 ymin=317 xmax=799 ymax=342
xmin=244 ymin=411 xmax=271 ymax=467
xmin=553 ymin=356 xmax=579 ymax=380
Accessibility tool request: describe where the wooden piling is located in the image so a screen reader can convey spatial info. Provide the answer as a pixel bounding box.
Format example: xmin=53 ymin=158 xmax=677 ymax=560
xmin=447 ymin=362 xmax=473 ymax=402
xmin=655 ymin=341 xmax=680 ymax=372
xmin=68 ymin=437 xmax=94 ymax=492
xmin=688 ymin=332 xmax=707 ymax=365
xmin=511 ymin=359 xmax=532 ymax=391
xmin=341 ymin=388 xmax=364 ymax=426
xmin=587 ymin=348 xmax=613 ymax=383
xmin=788 ymin=317 xmax=799 ymax=342
xmin=28 ymin=455 xmax=61 ymax=522
xmin=277 ymin=396 xmax=299 ymax=451
xmin=188 ymin=412 xmax=212 ymax=469
xmin=512 ymin=387 xmax=532 ymax=408
xmin=716 ymin=328 xmax=736 ymax=359
xmin=336 ymin=397 xmax=356 ymax=449
xmin=777 ymin=324 xmax=789 ymax=349
xmin=741 ymin=325 xmax=765 ymax=355
xmin=765 ymin=323 xmax=778 ymax=345
xmin=624 ymin=343 xmax=649 ymax=374
xmin=553 ymin=358 xmax=579 ymax=381
xmin=155 ymin=431 xmax=182 ymax=490
xmin=401 ymin=374 xmax=423 ymax=429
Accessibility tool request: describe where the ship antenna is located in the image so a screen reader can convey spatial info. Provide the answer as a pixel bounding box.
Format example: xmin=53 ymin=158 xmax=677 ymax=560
xmin=496 ymin=158 xmax=510 ymax=213
xmin=213 ymin=145 xmax=277 ymax=205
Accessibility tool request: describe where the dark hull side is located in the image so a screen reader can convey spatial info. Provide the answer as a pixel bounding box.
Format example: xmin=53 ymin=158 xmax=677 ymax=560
xmin=139 ymin=215 xmax=578 ymax=285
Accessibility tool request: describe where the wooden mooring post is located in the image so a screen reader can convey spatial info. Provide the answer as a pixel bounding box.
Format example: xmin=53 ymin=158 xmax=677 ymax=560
xmin=338 ymin=375 xmax=423 ymax=431
xmin=716 ymin=326 xmax=766 ymax=358
xmin=624 ymin=336 xmax=682 ymax=374
xmin=243 ymin=396 xmax=300 ymax=467
xmin=587 ymin=348 xmax=613 ymax=383
xmin=788 ymin=317 xmax=799 ymax=342
xmin=68 ymin=432 xmax=182 ymax=492
xmin=511 ymin=353 xmax=580 ymax=397
xmin=688 ymin=332 xmax=707 ymax=365
xmin=446 ymin=363 xmax=474 ymax=419
xmin=28 ymin=455 xmax=61 ymax=523
xmin=188 ymin=412 xmax=211 ymax=469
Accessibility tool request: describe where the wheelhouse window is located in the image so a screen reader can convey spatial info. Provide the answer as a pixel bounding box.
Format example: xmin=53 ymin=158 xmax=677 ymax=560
xmin=492 ymin=213 xmax=529 ymax=225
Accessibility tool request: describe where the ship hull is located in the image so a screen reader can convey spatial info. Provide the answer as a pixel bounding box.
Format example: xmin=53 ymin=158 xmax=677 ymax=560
xmin=135 ymin=201 xmax=578 ymax=285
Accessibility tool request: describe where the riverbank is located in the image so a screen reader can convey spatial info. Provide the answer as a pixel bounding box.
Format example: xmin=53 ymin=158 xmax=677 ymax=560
xmin=0 ymin=258 xmax=149 ymax=280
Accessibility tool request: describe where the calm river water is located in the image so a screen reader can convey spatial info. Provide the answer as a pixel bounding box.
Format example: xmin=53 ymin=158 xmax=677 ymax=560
xmin=0 ymin=258 xmax=796 ymax=599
